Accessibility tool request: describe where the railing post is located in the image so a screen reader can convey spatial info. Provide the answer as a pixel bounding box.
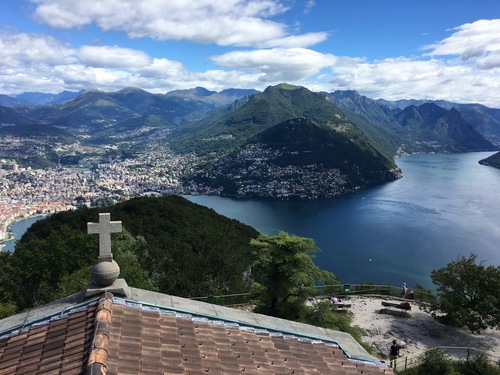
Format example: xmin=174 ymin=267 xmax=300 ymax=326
xmin=405 ymin=356 xmax=408 ymax=370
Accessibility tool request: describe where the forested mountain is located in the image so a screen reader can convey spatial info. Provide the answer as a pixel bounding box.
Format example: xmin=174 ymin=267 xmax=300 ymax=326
xmin=190 ymin=117 xmax=401 ymax=199
xmin=0 ymin=95 xmax=27 ymax=107
xmin=22 ymin=87 xmax=214 ymax=131
xmin=170 ymin=83 xmax=396 ymax=157
xmin=0 ymin=196 xmax=259 ymax=311
xmin=479 ymin=151 xmax=500 ymax=169
xmin=1 ymin=83 xmax=498 ymax=184
xmin=2 ymin=85 xmax=498 ymax=155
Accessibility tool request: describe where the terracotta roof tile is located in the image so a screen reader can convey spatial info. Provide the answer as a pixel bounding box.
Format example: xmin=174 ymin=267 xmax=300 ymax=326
xmin=0 ymin=291 xmax=390 ymax=374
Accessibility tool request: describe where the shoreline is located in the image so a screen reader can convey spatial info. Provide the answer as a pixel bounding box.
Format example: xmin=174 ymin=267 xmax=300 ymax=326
xmin=0 ymin=214 xmax=47 ymax=251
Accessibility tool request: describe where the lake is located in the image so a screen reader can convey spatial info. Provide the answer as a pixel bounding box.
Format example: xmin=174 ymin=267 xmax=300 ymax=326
xmin=1 ymin=216 xmax=46 ymax=252
xmin=3 ymin=152 xmax=499 ymax=290
xmin=186 ymin=152 xmax=500 ymax=290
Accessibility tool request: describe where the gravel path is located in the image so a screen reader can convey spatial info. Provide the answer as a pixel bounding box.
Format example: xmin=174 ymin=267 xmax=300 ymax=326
xmin=346 ymin=295 xmax=500 ymax=361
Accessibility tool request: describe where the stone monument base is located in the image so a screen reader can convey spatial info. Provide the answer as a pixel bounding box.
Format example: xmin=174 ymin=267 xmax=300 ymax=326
xmin=85 ymin=278 xmax=131 ymax=299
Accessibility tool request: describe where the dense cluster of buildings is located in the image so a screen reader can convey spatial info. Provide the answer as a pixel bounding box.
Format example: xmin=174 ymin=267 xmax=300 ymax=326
xmin=0 ymin=140 xmax=197 ymax=244
xmin=1 ymin=135 xmax=355 ymax=246
xmin=191 ymin=143 xmax=351 ymax=199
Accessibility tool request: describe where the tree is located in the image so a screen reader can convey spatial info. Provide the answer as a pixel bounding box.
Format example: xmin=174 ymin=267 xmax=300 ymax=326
xmin=249 ymin=231 xmax=337 ymax=320
xmin=430 ymin=254 xmax=500 ymax=333
xmin=420 ymin=348 xmax=456 ymax=375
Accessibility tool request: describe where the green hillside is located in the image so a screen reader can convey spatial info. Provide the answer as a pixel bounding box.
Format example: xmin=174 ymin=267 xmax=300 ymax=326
xmin=0 ymin=196 xmax=259 ymax=310
xmin=170 ymin=84 xmax=361 ymax=157
xmin=190 ymin=117 xmax=401 ymax=199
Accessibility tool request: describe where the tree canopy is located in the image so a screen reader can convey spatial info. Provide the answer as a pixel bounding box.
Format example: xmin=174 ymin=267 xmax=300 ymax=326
xmin=430 ymin=253 xmax=500 ymax=333
xmin=0 ymin=196 xmax=259 ymax=312
xmin=249 ymin=231 xmax=337 ymax=320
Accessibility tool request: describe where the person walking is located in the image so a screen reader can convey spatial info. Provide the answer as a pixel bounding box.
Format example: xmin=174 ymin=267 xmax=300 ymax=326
xmin=389 ymin=339 xmax=402 ymax=368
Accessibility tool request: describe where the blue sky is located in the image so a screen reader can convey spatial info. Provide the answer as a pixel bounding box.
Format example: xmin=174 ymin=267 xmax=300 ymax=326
xmin=1 ymin=0 xmax=500 ymax=107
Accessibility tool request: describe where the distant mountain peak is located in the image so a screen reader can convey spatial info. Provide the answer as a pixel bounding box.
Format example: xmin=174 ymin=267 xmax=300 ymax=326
xmin=117 ymin=87 xmax=148 ymax=94
xmin=272 ymin=83 xmax=302 ymax=91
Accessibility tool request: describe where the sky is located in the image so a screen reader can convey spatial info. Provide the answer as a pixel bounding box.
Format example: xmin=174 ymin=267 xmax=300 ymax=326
xmin=1 ymin=0 xmax=500 ymax=107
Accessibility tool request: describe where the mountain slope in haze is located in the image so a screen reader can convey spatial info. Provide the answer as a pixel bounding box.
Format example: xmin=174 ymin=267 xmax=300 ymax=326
xmin=377 ymin=98 xmax=500 ymax=146
xmin=0 ymin=105 xmax=29 ymax=125
xmin=15 ymin=90 xmax=85 ymax=105
xmin=16 ymin=88 xmax=216 ymax=145
xmin=189 ymin=117 xmax=401 ymax=199
xmin=325 ymin=90 xmax=406 ymax=156
xmin=458 ymin=105 xmax=500 ymax=146
xmin=395 ymin=103 xmax=496 ymax=152
xmin=330 ymin=91 xmax=497 ymax=154
xmin=0 ymin=95 xmax=27 ymax=107
xmin=165 ymin=87 xmax=258 ymax=107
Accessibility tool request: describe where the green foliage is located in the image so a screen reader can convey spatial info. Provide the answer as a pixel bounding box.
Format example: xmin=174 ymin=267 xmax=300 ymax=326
xmin=0 ymin=302 xmax=17 ymax=319
xmin=420 ymin=349 xmax=457 ymax=375
xmin=249 ymin=231 xmax=337 ymax=319
xmin=2 ymin=225 xmax=97 ymax=309
xmin=303 ymin=300 xmax=371 ymax=352
xmin=430 ymin=254 xmax=500 ymax=333
xmin=400 ymin=350 xmax=500 ymax=375
xmin=460 ymin=354 xmax=500 ymax=375
xmin=0 ymin=196 xmax=259 ymax=313
xmin=253 ymin=117 xmax=398 ymax=182
xmin=170 ymin=84 xmax=398 ymax=166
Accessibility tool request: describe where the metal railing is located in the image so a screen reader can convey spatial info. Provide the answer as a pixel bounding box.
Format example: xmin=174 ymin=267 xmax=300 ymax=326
xmin=390 ymin=346 xmax=500 ymax=372
xmin=188 ymin=283 xmax=436 ymax=306
xmin=316 ymin=283 xmax=435 ymax=303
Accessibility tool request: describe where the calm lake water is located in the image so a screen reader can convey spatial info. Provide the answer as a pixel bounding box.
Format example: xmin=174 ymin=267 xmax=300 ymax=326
xmin=186 ymin=152 xmax=500 ymax=289
xmin=3 ymin=152 xmax=499 ymax=290
xmin=1 ymin=216 xmax=45 ymax=252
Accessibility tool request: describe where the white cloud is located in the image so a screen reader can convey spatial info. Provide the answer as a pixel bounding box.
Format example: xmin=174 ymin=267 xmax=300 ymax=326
xmin=78 ymin=46 xmax=151 ymax=68
xmin=0 ymin=32 xmax=75 ymax=67
xmin=211 ymin=48 xmax=338 ymax=82
xmin=258 ymin=32 xmax=329 ymax=48
xmin=29 ymin=0 xmax=324 ymax=48
xmin=304 ymin=1 xmax=316 ymax=14
xmin=329 ymin=57 xmax=500 ymax=106
xmin=2 ymin=14 xmax=500 ymax=108
xmin=424 ymin=19 xmax=500 ymax=70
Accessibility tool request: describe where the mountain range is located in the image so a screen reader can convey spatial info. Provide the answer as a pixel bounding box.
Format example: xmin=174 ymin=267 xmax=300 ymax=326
xmin=1 ymin=84 xmax=499 ymax=198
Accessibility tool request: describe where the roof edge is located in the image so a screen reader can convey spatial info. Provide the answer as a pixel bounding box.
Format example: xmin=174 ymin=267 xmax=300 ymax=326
xmin=85 ymin=291 xmax=114 ymax=374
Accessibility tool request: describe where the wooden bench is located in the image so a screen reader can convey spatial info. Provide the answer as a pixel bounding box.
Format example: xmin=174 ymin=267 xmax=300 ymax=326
xmin=332 ymin=303 xmax=351 ymax=309
xmin=380 ymin=301 xmax=411 ymax=317
xmin=381 ymin=301 xmax=411 ymax=310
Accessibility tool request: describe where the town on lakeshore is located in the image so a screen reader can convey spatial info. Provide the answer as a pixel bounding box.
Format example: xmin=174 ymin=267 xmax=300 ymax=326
xmin=0 ymin=139 xmax=196 ymax=244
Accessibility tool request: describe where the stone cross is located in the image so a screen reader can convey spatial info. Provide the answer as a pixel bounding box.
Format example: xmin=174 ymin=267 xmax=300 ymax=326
xmin=87 ymin=213 xmax=122 ymax=261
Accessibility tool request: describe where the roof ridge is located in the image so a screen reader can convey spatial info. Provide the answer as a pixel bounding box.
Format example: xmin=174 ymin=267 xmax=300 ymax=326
xmin=86 ymin=291 xmax=114 ymax=374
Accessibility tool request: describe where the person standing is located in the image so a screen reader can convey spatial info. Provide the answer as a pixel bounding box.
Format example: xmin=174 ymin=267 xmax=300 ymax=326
xmin=389 ymin=339 xmax=402 ymax=368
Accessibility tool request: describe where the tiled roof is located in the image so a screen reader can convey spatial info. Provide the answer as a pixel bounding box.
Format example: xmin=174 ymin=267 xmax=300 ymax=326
xmin=0 ymin=291 xmax=391 ymax=375
xmin=0 ymin=302 xmax=95 ymax=374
